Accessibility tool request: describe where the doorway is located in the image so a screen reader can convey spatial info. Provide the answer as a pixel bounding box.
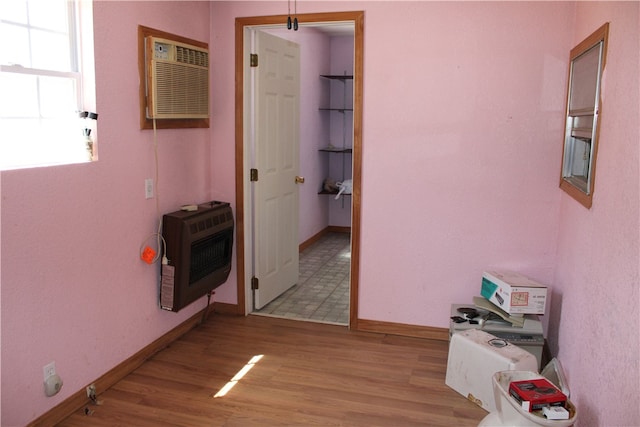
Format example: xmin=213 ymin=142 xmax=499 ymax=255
xmin=234 ymin=11 xmax=364 ymax=329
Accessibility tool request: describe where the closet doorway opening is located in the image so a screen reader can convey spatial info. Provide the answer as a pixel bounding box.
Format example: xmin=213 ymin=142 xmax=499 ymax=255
xmin=234 ymin=12 xmax=364 ymax=328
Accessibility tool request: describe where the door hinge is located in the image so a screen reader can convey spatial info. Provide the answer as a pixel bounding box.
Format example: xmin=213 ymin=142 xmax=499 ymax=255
xmin=250 ymin=168 xmax=259 ymax=182
xmin=250 ymin=53 xmax=258 ymax=67
xmin=251 ymin=276 xmax=259 ymax=290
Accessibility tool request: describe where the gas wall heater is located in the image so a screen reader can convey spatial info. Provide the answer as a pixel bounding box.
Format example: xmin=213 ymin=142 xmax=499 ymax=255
xmin=145 ymin=36 xmax=209 ymax=119
xmin=160 ymin=201 xmax=234 ymax=312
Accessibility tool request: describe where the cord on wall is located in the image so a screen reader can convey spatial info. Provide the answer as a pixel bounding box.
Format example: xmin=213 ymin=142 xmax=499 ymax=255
xmin=138 ymin=117 xmax=167 ymax=265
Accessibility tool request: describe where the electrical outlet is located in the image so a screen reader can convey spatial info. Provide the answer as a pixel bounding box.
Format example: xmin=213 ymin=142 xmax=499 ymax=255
xmin=86 ymin=383 xmax=96 ymax=398
xmin=145 ymin=178 xmax=154 ymax=199
xmin=43 ymin=361 xmax=56 ymax=381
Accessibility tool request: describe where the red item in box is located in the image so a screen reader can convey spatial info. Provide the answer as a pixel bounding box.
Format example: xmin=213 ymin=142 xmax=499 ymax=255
xmin=508 ymin=378 xmax=567 ymax=412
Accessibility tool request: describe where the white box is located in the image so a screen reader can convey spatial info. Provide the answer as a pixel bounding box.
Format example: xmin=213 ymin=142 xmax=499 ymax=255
xmin=445 ymin=329 xmax=538 ymax=412
xmin=481 ymin=270 xmax=548 ymax=315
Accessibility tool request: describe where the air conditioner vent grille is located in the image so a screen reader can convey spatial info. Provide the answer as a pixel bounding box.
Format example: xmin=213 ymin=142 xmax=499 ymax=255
xmin=153 ymin=61 xmax=208 ymax=117
xmin=145 ymin=36 xmax=209 ymax=119
xmin=176 ymin=46 xmax=209 ymax=67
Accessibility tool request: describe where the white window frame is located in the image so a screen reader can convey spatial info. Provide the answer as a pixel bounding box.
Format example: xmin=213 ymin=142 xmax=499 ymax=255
xmin=0 ymin=0 xmax=96 ymax=171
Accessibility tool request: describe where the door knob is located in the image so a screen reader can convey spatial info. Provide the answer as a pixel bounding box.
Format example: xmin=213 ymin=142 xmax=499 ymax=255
xmin=295 ymin=176 xmax=305 ymax=184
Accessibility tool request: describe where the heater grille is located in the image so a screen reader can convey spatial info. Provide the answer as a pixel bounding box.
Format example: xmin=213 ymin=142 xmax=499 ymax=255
xmin=189 ymin=212 xmax=230 ymax=235
xmin=190 ymin=233 xmax=232 ymax=284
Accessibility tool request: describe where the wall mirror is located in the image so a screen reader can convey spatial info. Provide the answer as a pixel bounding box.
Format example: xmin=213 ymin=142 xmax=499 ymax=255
xmin=559 ymin=23 xmax=609 ymax=209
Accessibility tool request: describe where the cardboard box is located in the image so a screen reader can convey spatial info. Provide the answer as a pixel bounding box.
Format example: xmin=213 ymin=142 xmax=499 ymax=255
xmin=481 ymin=270 xmax=548 ymax=315
xmin=509 ymin=377 xmax=567 ymax=412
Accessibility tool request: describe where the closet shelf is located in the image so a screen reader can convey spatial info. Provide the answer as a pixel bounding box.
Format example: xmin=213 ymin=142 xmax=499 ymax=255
xmin=319 ymin=147 xmax=352 ymax=153
xmin=319 ymin=108 xmax=353 ymax=112
xmin=318 ymin=190 xmax=352 ymax=196
xmin=320 ymin=74 xmax=353 ymax=80
xmin=319 ymin=72 xmax=352 ymax=201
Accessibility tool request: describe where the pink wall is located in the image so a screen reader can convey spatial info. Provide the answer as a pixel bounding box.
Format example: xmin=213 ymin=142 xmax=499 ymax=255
xmin=1 ymin=2 xmax=212 ymax=425
xmin=552 ymin=2 xmax=640 ymax=426
xmin=296 ymin=30 xmax=333 ymax=240
xmin=355 ymin=1 xmax=574 ymax=328
xmin=209 ymin=1 xmax=572 ymax=325
xmin=327 ymin=36 xmax=354 ymax=227
xmin=2 ymin=1 xmax=638 ymax=426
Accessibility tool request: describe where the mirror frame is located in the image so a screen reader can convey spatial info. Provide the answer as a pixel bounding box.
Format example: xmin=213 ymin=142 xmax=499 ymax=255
xmin=559 ymin=23 xmax=609 ymax=209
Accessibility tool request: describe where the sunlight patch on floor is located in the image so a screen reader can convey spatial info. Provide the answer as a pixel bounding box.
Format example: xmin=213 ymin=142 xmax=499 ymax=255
xmin=213 ymin=354 xmax=264 ymax=398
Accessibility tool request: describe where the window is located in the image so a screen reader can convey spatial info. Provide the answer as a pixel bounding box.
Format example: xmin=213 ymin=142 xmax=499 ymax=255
xmin=0 ymin=0 xmax=95 ymax=171
xmin=559 ymin=23 xmax=609 ymax=208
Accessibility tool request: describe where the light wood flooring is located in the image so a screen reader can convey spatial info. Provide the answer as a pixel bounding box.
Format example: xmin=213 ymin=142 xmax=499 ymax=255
xmin=57 ymin=314 xmax=487 ymax=426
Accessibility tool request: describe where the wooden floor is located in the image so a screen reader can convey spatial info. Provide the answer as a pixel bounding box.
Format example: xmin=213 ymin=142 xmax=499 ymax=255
xmin=57 ymin=314 xmax=487 ymax=426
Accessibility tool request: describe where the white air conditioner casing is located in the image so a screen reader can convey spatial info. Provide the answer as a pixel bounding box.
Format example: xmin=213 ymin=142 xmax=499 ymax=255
xmin=145 ymin=36 xmax=209 ymax=119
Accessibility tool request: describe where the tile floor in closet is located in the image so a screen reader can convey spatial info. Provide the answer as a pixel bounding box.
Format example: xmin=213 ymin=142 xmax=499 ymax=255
xmin=254 ymin=232 xmax=350 ymax=325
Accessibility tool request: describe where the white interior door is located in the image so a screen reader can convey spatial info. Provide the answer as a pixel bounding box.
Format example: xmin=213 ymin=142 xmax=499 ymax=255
xmin=252 ymin=31 xmax=300 ymax=309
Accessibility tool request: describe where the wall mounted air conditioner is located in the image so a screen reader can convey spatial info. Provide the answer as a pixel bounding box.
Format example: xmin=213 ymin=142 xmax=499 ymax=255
xmin=144 ymin=36 xmax=209 ymax=119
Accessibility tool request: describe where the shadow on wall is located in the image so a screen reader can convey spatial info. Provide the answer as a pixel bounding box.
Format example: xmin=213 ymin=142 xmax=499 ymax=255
xmin=547 ymin=291 xmax=563 ymax=357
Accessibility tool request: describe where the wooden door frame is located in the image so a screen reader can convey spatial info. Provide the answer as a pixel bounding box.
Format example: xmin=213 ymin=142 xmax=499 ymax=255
xmin=234 ymin=11 xmax=364 ymax=328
